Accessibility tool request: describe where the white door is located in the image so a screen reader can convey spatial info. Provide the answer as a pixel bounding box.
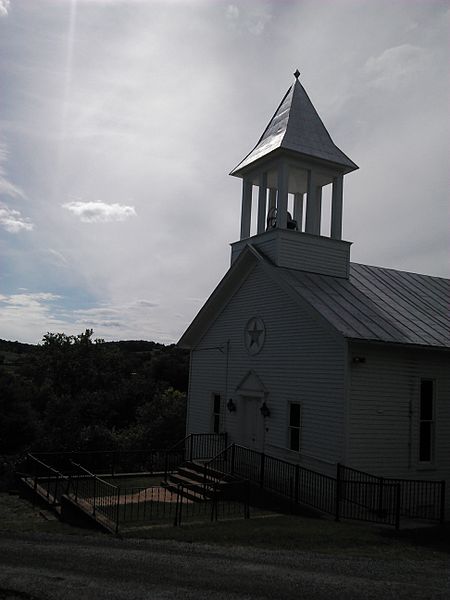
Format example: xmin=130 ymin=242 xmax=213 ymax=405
xmin=241 ymin=396 xmax=265 ymax=452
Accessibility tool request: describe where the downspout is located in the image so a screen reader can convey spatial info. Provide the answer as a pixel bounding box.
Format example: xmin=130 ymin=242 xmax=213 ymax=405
xmin=342 ymin=339 xmax=350 ymax=465
xmin=185 ymin=350 xmax=194 ymax=436
xmin=223 ymin=340 xmax=230 ymax=434
xmin=407 ymin=355 xmax=415 ymax=470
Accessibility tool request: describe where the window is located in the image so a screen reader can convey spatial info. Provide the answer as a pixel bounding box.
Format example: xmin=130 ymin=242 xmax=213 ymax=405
xmin=419 ymin=379 xmax=434 ymax=463
xmin=212 ymin=394 xmax=221 ymax=434
xmin=288 ymin=402 xmax=301 ymax=451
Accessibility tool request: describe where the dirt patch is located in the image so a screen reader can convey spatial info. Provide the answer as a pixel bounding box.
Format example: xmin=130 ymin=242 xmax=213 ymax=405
xmin=81 ymin=486 xmax=195 ymax=505
xmin=119 ymin=486 xmax=192 ymax=504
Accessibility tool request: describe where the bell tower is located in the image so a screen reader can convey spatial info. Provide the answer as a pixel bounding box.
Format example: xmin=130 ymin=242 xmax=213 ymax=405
xmin=230 ymin=71 xmax=358 ymax=278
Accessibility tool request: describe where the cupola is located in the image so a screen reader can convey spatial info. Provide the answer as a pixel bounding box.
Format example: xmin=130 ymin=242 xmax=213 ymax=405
xmin=230 ymin=71 xmax=358 ymax=278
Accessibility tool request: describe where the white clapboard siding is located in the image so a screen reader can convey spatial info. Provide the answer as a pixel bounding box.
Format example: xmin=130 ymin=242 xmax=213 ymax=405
xmin=188 ymin=262 xmax=347 ymax=467
xmin=278 ymin=233 xmax=350 ymax=278
xmin=231 ymin=229 xmax=350 ymax=278
xmin=347 ymin=341 xmax=450 ymax=514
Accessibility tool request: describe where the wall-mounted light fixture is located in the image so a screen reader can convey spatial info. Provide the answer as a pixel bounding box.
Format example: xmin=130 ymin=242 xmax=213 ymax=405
xmin=260 ymin=402 xmax=270 ymax=418
xmin=227 ymin=398 xmax=236 ymax=413
xmin=352 ymin=356 xmax=366 ymax=364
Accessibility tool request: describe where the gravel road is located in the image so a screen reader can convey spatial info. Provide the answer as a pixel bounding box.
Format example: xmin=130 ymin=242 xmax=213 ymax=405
xmin=0 ymin=532 xmax=448 ymax=600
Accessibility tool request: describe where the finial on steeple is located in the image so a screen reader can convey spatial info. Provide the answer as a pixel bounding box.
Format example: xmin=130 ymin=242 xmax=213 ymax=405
xmin=294 ymin=69 xmax=300 ymax=80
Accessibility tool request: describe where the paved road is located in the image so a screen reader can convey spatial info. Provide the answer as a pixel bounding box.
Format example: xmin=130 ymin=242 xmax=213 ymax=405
xmin=0 ymin=532 xmax=448 ymax=599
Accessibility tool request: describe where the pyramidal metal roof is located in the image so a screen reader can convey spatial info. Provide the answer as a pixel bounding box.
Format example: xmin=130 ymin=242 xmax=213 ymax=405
xmin=231 ymin=78 xmax=358 ymax=175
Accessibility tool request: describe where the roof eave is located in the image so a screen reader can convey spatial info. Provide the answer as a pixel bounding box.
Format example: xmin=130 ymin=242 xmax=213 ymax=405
xmin=177 ymin=246 xmax=260 ymax=349
xmin=230 ymin=147 xmax=359 ymax=178
xmin=348 ymin=337 xmax=450 ymax=352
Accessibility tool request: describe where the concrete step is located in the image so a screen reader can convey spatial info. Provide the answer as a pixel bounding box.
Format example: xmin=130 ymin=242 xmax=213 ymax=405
xmin=176 ymin=465 xmax=231 ymax=486
xmin=161 ymin=481 xmax=208 ymax=503
xmin=188 ymin=460 xmax=235 ymax=482
xmin=176 ymin=466 xmax=210 ymax=484
xmin=166 ymin=473 xmax=219 ymax=498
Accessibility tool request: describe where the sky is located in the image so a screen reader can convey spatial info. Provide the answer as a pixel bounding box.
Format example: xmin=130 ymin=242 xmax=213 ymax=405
xmin=0 ymin=0 xmax=448 ymax=345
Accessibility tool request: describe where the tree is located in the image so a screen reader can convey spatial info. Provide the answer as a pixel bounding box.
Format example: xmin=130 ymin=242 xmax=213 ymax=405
xmin=113 ymin=387 xmax=186 ymax=450
xmin=1 ymin=330 xmax=189 ymax=454
xmin=0 ymin=370 xmax=39 ymax=453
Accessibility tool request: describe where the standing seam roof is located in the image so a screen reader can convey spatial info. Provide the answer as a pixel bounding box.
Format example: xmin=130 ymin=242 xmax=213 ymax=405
xmin=274 ymin=261 xmax=450 ymax=348
xmin=351 ymin=265 xmax=447 ymax=345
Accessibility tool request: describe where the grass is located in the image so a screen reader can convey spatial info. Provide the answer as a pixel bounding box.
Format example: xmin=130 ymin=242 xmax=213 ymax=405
xmin=0 ymin=492 xmax=102 ymax=536
xmin=1 ymin=491 xmax=448 ymax=561
xmin=124 ymin=514 xmax=450 ymax=561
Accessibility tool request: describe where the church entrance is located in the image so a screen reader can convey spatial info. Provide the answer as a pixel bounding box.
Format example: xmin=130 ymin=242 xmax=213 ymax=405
xmin=240 ymin=396 xmax=265 ymax=452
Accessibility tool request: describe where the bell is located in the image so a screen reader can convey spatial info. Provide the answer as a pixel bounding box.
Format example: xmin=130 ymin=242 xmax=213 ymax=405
xmin=266 ymin=208 xmax=298 ymax=231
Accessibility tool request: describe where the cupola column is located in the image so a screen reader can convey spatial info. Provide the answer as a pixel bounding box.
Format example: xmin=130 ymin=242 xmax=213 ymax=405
xmin=277 ymin=161 xmax=288 ymax=229
xmin=240 ymin=178 xmax=253 ymax=239
xmin=293 ymin=193 xmax=303 ymax=231
xmin=257 ymin=172 xmax=268 ymax=234
xmin=305 ymin=170 xmax=321 ymax=235
xmin=331 ymin=174 xmax=344 ymax=240
xmin=268 ymin=188 xmax=277 ymax=212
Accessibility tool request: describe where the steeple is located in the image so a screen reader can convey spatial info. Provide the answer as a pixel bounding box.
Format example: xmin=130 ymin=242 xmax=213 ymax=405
xmin=230 ymin=72 xmax=358 ymax=279
xmin=231 ymin=76 xmax=357 ymax=176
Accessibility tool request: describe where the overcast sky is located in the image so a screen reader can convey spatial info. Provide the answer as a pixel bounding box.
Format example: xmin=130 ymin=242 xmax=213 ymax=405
xmin=0 ymin=0 xmax=448 ymax=344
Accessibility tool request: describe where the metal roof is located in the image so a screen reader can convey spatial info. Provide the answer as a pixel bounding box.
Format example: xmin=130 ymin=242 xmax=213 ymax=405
xmin=231 ymin=79 xmax=358 ymax=175
xmin=178 ymin=242 xmax=449 ymax=350
xmin=279 ymin=262 xmax=450 ymax=348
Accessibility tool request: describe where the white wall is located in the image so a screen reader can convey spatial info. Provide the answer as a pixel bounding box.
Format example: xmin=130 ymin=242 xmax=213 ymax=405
xmin=347 ymin=342 xmax=450 ymax=516
xmin=188 ymin=262 xmax=347 ymax=474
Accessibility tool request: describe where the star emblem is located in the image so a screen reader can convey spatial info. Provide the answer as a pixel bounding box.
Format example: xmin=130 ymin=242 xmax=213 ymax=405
xmin=248 ymin=321 xmax=263 ymax=348
xmin=245 ymin=318 xmax=266 ymax=355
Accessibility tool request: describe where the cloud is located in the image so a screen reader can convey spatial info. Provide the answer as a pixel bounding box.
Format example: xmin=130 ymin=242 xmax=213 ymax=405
xmin=135 ymin=299 xmax=159 ymax=308
xmin=0 ymin=203 xmax=34 ymax=233
xmin=0 ymin=1 xmax=10 ymax=18
xmin=0 ymin=292 xmax=60 ymax=306
xmin=48 ymin=298 xmax=164 ymax=340
xmin=62 ymin=200 xmax=137 ymax=223
xmin=0 ymin=291 xmax=67 ymax=344
xmin=0 ymin=140 xmax=32 ymax=232
xmin=0 ymin=292 xmax=156 ymax=345
xmin=226 ymin=5 xmax=239 ymax=21
xmin=363 ymin=44 xmax=429 ymax=90
xmin=44 ymin=248 xmax=69 ymax=268
xmin=225 ymin=2 xmax=272 ymax=35
xmin=0 ymin=140 xmax=25 ymax=199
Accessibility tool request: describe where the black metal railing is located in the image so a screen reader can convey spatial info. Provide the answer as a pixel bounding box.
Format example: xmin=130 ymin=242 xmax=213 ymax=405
xmin=30 ymin=450 xmax=171 ymax=477
xmin=168 ymin=433 xmax=228 ymax=463
xmin=206 ymin=444 xmax=336 ymax=516
xmin=68 ymin=461 xmax=121 ymax=533
xmin=31 ymin=434 xmax=227 ymax=479
xmin=119 ymin=481 xmax=249 ymax=528
xmin=336 ymin=465 xmax=400 ymax=527
xmin=66 ymin=463 xmax=249 ymax=533
xmin=205 ymin=445 xmax=445 ymax=529
xmin=338 ymin=465 xmax=445 ymax=524
xmin=26 ymin=435 xmax=444 ymax=530
xmin=25 ymin=453 xmax=67 ymax=507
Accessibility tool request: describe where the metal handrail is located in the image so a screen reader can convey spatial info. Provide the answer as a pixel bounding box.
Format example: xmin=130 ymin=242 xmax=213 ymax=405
xmin=26 ymin=453 xmax=68 ymax=506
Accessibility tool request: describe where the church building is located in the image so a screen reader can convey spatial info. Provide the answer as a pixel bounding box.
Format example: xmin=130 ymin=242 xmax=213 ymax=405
xmin=178 ymin=73 xmax=449 ymax=516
